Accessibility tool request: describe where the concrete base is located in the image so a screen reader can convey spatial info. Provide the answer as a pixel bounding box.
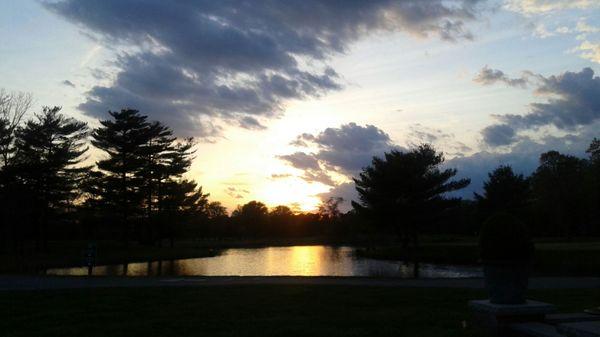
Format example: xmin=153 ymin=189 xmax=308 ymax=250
xmin=470 ymin=300 xmax=557 ymax=336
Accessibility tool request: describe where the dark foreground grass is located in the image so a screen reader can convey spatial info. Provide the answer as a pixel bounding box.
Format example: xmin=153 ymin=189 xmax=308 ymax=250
xmin=357 ymin=241 xmax=600 ymax=276
xmin=2 ymin=286 xmax=599 ymax=337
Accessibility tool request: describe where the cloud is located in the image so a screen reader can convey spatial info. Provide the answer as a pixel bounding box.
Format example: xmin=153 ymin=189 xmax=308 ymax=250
xmin=238 ymin=116 xmax=266 ymax=130
xmin=277 ymin=152 xmax=321 ymax=171
xmin=501 ymin=67 xmax=600 ymax=130
xmin=270 ymin=173 xmax=292 ymax=179
xmin=505 ymin=0 xmax=598 ymax=14
xmin=449 ymin=126 xmax=597 ymax=198
xmin=576 ymin=19 xmax=600 ymax=34
xmin=62 ymin=80 xmax=76 ymax=88
xmin=279 ymin=123 xmax=399 ymax=207
xmin=287 ymin=120 xmax=599 ymax=207
xmin=317 ymin=182 xmax=357 ymax=213
xmin=473 ymin=66 xmax=530 ymax=88
xmin=407 ymin=123 xmax=472 ymax=155
xmin=573 ymin=41 xmax=600 ymax=63
xmin=45 ymin=0 xmax=487 ymax=137
xmin=481 ymin=124 xmax=517 ymax=146
xmin=296 ymin=122 xmax=398 ymax=174
xmin=532 ymin=23 xmax=556 ymax=38
xmin=480 ymin=67 xmax=600 ymax=146
xmin=276 ymin=151 xmax=336 ymax=186
xmin=225 ymin=186 xmax=249 ymax=199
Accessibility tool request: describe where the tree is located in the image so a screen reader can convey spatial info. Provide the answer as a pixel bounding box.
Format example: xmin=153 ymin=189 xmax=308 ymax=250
xmin=12 ymin=107 xmax=89 ymax=250
xmin=206 ymin=201 xmax=228 ymax=219
xmin=204 ymin=201 xmax=229 ymax=237
xmin=158 ymin=179 xmax=209 ymax=247
xmin=232 ymin=201 xmax=269 ymax=236
xmin=318 ymin=197 xmax=344 ymax=221
xmin=531 ymin=151 xmax=587 ymax=237
xmin=0 ymin=89 xmax=32 ymax=167
xmin=585 ymin=139 xmax=600 ymax=234
xmin=352 ymin=144 xmax=470 ymax=247
xmin=91 ymin=109 xmax=195 ymax=246
xmin=317 ymin=197 xmax=345 ymax=236
xmin=269 ymin=205 xmax=295 ymax=236
xmin=0 ymin=89 xmax=32 ymax=252
xmin=475 ymin=165 xmax=530 ymax=216
xmin=91 ymin=109 xmax=153 ymax=245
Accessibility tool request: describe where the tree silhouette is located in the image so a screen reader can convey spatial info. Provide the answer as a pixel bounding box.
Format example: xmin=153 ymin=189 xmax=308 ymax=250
xmin=531 ymin=151 xmax=587 ymax=237
xmin=206 ymin=201 xmax=228 ymax=219
xmin=0 ymin=89 xmax=32 ymax=167
xmin=91 ymin=109 xmax=197 ymax=246
xmin=475 ymin=165 xmax=529 ymax=216
xmin=586 ymin=138 xmax=600 ymax=233
xmin=158 ymin=179 xmax=209 ymax=247
xmin=352 ymin=144 xmax=470 ymax=247
xmin=232 ymin=201 xmax=269 ymax=236
xmin=91 ymin=109 xmax=154 ymax=246
xmin=12 ymin=107 xmax=89 ymax=250
xmin=0 ymin=90 xmax=32 ymax=253
xmin=269 ymin=205 xmax=295 ymax=236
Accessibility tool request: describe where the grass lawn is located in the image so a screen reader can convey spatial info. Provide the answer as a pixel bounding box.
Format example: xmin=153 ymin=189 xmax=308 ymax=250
xmin=2 ymin=286 xmax=599 ymax=337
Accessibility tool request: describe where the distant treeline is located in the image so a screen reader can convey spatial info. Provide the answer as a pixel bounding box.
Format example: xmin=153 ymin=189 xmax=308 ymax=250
xmin=1 ymin=90 xmax=599 ymax=254
xmin=0 ymin=91 xmax=353 ymax=253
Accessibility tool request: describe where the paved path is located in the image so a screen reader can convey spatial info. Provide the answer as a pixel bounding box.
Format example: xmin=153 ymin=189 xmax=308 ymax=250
xmin=1 ymin=276 xmax=599 ymax=291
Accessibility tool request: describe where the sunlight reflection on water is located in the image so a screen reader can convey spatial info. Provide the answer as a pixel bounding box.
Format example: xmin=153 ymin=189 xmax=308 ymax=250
xmin=46 ymin=245 xmax=482 ymax=278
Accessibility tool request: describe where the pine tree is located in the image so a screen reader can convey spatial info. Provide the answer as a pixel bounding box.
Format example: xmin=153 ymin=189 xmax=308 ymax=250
xmin=352 ymin=144 xmax=470 ymax=247
xmin=91 ymin=109 xmax=156 ymax=245
xmin=12 ymin=106 xmax=89 ymax=250
xmin=91 ymin=109 xmax=197 ymax=246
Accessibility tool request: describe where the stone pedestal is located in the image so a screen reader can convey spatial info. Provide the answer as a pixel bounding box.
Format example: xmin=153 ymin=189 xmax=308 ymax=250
xmin=469 ymin=299 xmax=557 ymax=336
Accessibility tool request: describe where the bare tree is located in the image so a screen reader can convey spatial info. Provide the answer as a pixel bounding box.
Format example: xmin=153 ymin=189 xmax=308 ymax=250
xmin=0 ymin=89 xmax=33 ymax=167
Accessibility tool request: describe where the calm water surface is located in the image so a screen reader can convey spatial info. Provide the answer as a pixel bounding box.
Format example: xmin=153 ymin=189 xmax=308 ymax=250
xmin=46 ymin=245 xmax=482 ymax=278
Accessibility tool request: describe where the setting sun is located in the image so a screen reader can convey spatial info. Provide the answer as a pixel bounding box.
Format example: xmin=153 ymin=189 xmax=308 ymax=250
xmin=256 ymin=177 xmax=330 ymax=212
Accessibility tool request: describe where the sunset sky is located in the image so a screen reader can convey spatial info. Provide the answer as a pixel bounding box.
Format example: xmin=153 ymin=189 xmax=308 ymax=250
xmin=1 ymin=0 xmax=599 ymax=212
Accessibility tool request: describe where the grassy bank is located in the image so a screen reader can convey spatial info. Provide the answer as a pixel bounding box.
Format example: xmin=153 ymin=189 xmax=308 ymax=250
xmin=356 ymin=239 xmax=600 ymax=276
xmin=0 ymin=240 xmax=220 ymax=274
xmin=2 ymin=286 xmax=598 ymax=337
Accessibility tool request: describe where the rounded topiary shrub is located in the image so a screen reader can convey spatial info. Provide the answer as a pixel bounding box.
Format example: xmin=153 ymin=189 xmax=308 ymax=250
xmin=479 ymin=212 xmax=534 ymax=263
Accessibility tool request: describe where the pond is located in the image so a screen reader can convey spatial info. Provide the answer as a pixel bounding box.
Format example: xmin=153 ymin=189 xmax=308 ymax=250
xmin=46 ymin=245 xmax=482 ymax=278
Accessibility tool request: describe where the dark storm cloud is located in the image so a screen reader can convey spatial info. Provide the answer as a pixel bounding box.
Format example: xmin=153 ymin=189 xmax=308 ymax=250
xmin=480 ymin=67 xmax=600 ymax=147
xmin=45 ymin=0 xmax=487 ymax=137
xmin=473 ymin=66 xmax=529 ymax=88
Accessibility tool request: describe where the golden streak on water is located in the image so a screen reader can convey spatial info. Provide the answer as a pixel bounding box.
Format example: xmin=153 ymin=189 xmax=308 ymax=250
xmin=45 ymin=245 xmax=482 ymax=278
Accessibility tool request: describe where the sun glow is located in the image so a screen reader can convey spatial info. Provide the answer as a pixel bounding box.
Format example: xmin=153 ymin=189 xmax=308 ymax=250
xmin=256 ymin=177 xmax=329 ymax=212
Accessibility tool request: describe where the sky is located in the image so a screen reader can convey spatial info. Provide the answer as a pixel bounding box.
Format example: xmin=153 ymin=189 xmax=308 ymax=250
xmin=1 ymin=0 xmax=600 ymax=212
